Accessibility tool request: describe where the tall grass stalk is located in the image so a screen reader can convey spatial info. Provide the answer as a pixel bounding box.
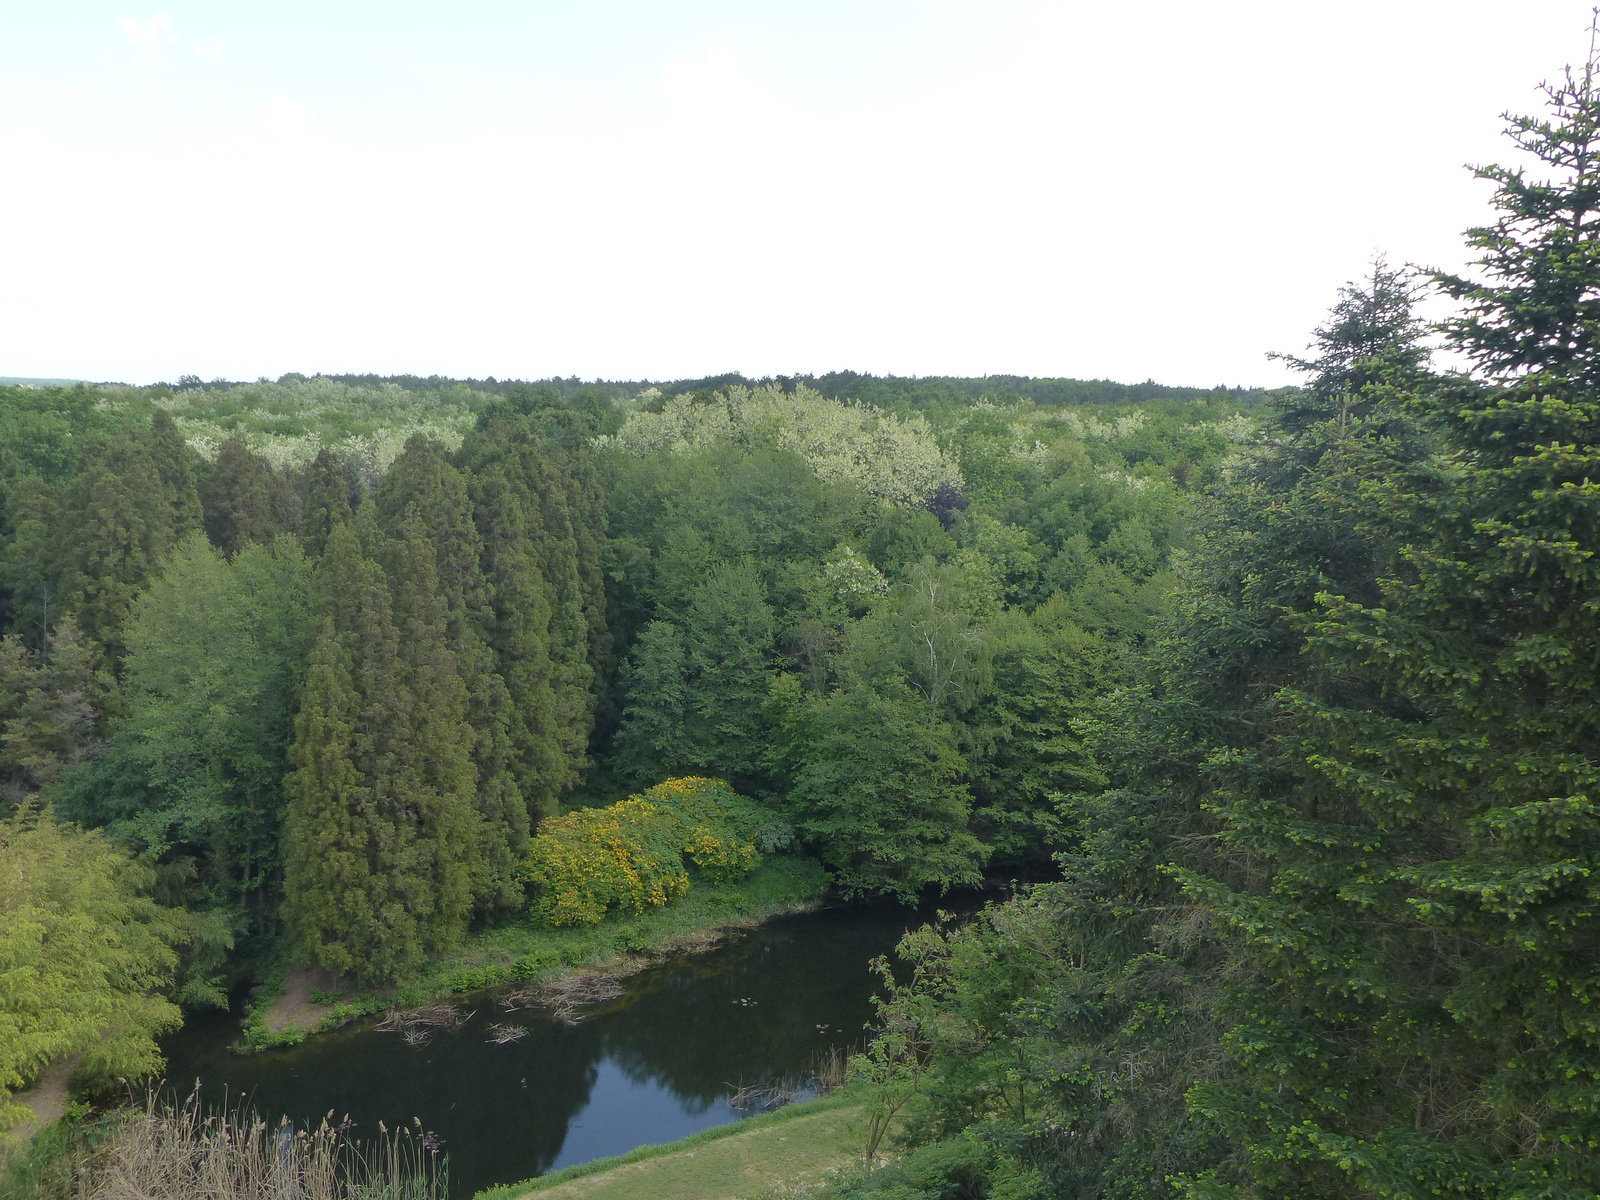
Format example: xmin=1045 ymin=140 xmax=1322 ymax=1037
xmin=83 ymin=1090 xmax=445 ymax=1200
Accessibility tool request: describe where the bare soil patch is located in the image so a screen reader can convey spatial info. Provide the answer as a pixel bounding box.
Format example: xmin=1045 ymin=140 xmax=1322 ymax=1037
xmin=262 ymin=966 xmax=340 ymax=1033
xmin=1 ymin=1055 xmax=77 ymax=1149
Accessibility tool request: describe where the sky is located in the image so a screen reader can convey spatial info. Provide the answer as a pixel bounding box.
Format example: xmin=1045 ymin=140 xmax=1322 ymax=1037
xmin=0 ymin=1 xmax=1594 ymax=387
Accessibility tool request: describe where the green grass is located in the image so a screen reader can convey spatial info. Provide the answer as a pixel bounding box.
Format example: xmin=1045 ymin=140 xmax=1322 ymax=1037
xmin=473 ymin=1092 xmax=866 ymax=1200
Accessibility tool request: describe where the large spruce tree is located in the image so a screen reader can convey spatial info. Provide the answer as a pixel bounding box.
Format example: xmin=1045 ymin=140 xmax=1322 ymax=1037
xmin=1172 ymin=57 xmax=1600 ymax=1199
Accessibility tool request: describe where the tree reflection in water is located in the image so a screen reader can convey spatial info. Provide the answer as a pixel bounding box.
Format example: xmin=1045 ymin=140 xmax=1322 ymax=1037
xmin=161 ymin=903 xmax=930 ymax=1198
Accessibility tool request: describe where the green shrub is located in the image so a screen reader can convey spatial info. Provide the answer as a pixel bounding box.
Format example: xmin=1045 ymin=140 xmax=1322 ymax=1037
xmin=520 ymin=777 xmax=788 ymax=926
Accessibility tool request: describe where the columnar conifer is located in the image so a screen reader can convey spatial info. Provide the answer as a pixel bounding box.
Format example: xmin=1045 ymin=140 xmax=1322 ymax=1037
xmin=376 ymin=437 xmax=526 ymax=909
xmin=283 ymin=521 xmax=475 ymax=983
xmin=298 ymin=448 xmax=353 ymax=558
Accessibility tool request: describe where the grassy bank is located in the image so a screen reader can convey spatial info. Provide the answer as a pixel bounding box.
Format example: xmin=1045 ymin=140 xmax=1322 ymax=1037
xmin=244 ymin=855 xmax=830 ymax=1049
xmin=474 ymin=1093 xmax=867 ymax=1200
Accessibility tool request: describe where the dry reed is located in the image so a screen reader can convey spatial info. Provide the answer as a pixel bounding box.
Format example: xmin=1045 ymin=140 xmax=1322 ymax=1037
xmin=80 ymin=1090 xmax=445 ymax=1200
xmin=811 ymin=1044 xmax=851 ymax=1096
xmin=723 ymin=1079 xmax=805 ymax=1116
xmin=376 ymin=1004 xmax=470 ymax=1035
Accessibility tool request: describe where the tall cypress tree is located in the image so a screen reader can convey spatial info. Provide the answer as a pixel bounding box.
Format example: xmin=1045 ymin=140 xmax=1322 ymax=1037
xmin=377 ymin=512 xmax=477 ymax=944
xmin=281 ymin=615 xmax=366 ymax=978
xmin=376 ymin=437 xmax=526 ymax=910
xmin=457 ymin=413 xmax=610 ymax=815
xmin=58 ymin=433 xmax=183 ymax=666
xmin=2 ymin=416 xmax=204 ymax=665
xmin=299 ymin=448 xmax=353 ymax=559
xmin=283 ymin=520 xmax=475 ymax=983
xmin=148 ymin=411 xmax=204 ymax=541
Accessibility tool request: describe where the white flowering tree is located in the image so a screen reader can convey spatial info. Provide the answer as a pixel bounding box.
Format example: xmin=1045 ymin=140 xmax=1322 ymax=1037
xmin=598 ymin=383 xmax=962 ymax=505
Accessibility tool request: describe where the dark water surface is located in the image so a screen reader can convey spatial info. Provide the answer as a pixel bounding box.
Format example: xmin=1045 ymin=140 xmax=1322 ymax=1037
xmin=160 ymin=904 xmax=928 ymax=1198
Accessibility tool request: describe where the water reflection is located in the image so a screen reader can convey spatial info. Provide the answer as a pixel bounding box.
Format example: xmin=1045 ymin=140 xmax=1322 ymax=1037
xmin=161 ymin=903 xmax=926 ymax=1197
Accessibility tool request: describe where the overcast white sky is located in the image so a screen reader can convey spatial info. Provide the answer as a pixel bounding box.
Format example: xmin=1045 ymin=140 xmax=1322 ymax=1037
xmin=0 ymin=2 xmax=1592 ymax=387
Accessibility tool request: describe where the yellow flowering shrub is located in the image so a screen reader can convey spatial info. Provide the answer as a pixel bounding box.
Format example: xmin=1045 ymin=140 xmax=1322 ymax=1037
xmin=521 ymin=799 xmax=689 ymax=927
xmin=683 ymin=827 xmax=758 ymax=883
xmin=521 ymin=778 xmax=788 ymax=926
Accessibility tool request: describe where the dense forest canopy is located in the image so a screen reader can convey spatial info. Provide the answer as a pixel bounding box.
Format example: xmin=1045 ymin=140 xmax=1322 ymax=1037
xmin=5 ymin=40 xmax=1600 ymax=1200
xmin=0 ymin=362 xmax=1250 ymax=1125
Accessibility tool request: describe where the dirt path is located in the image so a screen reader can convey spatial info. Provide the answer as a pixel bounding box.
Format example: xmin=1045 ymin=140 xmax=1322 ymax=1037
xmin=1 ymin=1055 xmax=78 ymax=1150
xmin=262 ymin=966 xmax=339 ymax=1033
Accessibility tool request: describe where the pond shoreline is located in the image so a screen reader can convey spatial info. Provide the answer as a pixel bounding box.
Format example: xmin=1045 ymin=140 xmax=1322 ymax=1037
xmin=242 ymin=855 xmax=833 ymax=1051
xmin=161 ymin=899 xmax=931 ymax=1197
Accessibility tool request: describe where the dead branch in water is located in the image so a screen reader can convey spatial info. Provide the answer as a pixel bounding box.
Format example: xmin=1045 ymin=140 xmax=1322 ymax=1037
xmin=499 ymin=959 xmax=651 ymax=1024
xmin=724 ymin=1077 xmax=805 ymax=1116
xmin=376 ymin=1004 xmax=471 ymax=1037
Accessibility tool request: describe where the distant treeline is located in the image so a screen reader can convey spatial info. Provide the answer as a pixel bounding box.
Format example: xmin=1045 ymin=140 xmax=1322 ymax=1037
xmin=144 ymin=370 xmax=1279 ymax=409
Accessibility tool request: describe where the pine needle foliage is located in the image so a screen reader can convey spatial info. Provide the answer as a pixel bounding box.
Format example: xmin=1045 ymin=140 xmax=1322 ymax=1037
xmin=1171 ymin=58 xmax=1600 ymax=1199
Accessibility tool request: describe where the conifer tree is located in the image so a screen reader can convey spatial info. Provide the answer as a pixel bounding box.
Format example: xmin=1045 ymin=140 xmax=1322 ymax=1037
xmin=0 ymin=474 xmax=63 ymax=652
xmin=2 ymin=417 xmax=204 ymax=666
xmin=611 ymin=619 xmax=691 ymax=783
xmin=147 ymin=411 xmax=204 ymax=541
xmin=200 ymin=436 xmax=276 ymax=557
xmin=376 ymin=512 xmax=477 ymax=942
xmin=457 ymin=414 xmax=608 ymax=814
xmin=681 ymin=562 xmax=775 ymax=780
xmin=964 ymin=602 xmax=1107 ymax=863
xmin=526 ymin=450 xmax=597 ymax=782
xmin=298 ymin=448 xmax=353 ymax=558
xmin=0 ymin=618 xmax=101 ymax=810
xmin=281 ymin=616 xmax=367 ymax=978
xmin=58 ymin=434 xmax=181 ymax=666
xmin=1170 ymin=56 xmax=1600 ymax=1198
xmin=376 ymin=436 xmax=525 ymax=910
xmin=283 ymin=521 xmax=475 ymax=983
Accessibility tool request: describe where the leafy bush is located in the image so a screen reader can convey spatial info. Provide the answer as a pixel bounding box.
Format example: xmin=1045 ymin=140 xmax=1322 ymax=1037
xmin=520 ymin=778 xmax=786 ymax=926
xmin=640 ymin=775 xmax=793 ymax=855
xmin=520 ymin=797 xmax=690 ymax=927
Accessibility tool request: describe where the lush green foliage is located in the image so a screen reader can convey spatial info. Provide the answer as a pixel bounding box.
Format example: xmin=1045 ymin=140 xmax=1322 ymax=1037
xmin=825 ymin=52 xmax=1600 ymax=1200
xmin=597 ymin=372 xmax=1246 ymax=894
xmin=520 ymin=777 xmax=782 ymax=926
xmin=599 ymin=382 xmax=963 ymax=503
xmin=148 ymin=375 xmax=495 ymax=474
xmin=57 ymin=535 xmax=314 ymax=923
xmin=0 ymin=808 xmax=187 ymax=1132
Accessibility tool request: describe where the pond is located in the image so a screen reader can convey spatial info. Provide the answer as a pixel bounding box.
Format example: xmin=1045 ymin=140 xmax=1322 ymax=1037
xmin=160 ymin=902 xmax=933 ymax=1198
